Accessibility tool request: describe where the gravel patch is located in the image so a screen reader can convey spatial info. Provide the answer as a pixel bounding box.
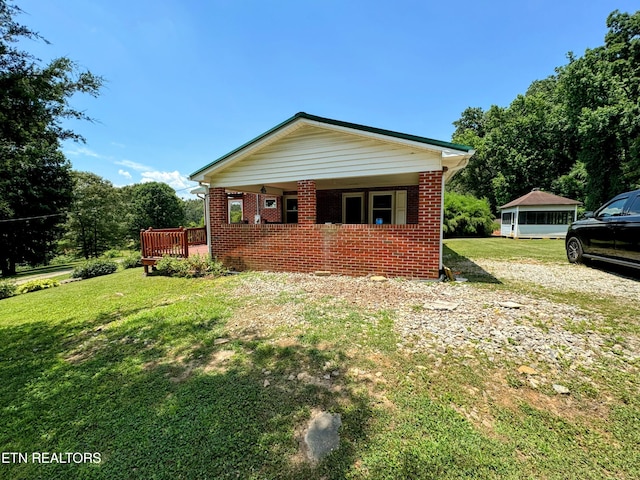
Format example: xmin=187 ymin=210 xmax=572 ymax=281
xmin=231 ymin=265 xmax=639 ymax=370
xmin=473 ymin=260 xmax=640 ymax=301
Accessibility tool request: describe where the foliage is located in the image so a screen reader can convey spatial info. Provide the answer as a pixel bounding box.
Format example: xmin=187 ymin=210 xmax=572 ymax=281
xmin=155 ymin=255 xmax=226 ymax=278
xmin=443 ymin=192 xmax=496 ymax=238
xmin=122 ymin=182 xmax=186 ymax=244
xmin=16 ymin=278 xmax=58 ymax=294
xmin=62 ymin=172 xmax=125 ymax=259
xmin=558 ymin=10 xmax=640 ymax=209
xmin=49 ymin=253 xmax=79 ymax=265
xmin=0 ymin=279 xmax=16 ymax=299
xmin=183 ymin=198 xmax=204 ymax=227
xmin=100 ymin=249 xmax=121 ymax=259
xmin=121 ymin=252 xmax=142 ymax=269
xmin=451 ymin=9 xmax=639 ymax=212
xmin=71 ymin=258 xmax=118 ymax=279
xmin=0 ymin=1 xmax=102 ymax=276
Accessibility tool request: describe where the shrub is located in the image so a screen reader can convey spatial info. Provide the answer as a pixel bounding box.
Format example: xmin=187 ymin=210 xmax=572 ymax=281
xmin=122 ymin=253 xmax=142 ymax=269
xmin=16 ymin=279 xmax=59 ymax=294
xmin=0 ymin=280 xmax=17 ymax=300
xmin=155 ymin=255 xmax=226 ymax=278
xmin=50 ymin=253 xmax=79 ymax=265
xmin=72 ymin=259 xmax=119 ymax=279
xmin=443 ymin=192 xmax=498 ymax=238
xmin=101 ymin=249 xmax=120 ymax=259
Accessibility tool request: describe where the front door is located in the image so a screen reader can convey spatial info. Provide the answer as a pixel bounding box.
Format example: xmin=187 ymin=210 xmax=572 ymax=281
xmin=342 ymin=193 xmax=364 ymax=224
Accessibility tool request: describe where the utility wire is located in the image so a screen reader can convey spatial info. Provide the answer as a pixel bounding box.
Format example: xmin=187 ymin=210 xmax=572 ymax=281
xmin=0 ymin=213 xmax=66 ymax=223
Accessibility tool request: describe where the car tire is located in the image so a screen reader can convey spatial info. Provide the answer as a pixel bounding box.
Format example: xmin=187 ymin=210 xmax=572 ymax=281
xmin=566 ymin=237 xmax=584 ymax=264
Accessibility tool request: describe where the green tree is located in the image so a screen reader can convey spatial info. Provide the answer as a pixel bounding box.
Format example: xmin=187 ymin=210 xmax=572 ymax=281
xmin=451 ymin=10 xmax=639 ymax=212
xmin=183 ymin=198 xmax=204 ymax=227
xmin=0 ymin=1 xmax=102 ymax=276
xmin=63 ymin=172 xmax=124 ymax=259
xmin=558 ymin=10 xmax=640 ymax=209
xmin=124 ymin=182 xmax=186 ymax=243
xmin=485 ymin=77 xmax=576 ymax=208
xmin=449 ymin=107 xmax=496 ymax=207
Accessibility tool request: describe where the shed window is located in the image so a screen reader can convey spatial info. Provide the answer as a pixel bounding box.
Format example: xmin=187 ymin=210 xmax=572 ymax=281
xmin=501 ymin=212 xmax=513 ymax=224
xmin=518 ymin=211 xmax=573 ymax=225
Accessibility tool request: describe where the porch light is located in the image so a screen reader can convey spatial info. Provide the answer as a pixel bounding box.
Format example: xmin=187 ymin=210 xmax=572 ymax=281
xmin=260 ymin=186 xmax=267 ymax=194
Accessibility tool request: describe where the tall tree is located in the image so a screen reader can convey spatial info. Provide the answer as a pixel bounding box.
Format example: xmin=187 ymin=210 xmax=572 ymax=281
xmin=63 ymin=172 xmax=124 ymax=258
xmin=123 ymin=182 xmax=186 ymax=243
xmin=0 ymin=1 xmax=102 ymax=276
xmin=449 ymin=107 xmax=496 ymax=207
xmin=559 ymin=10 xmax=640 ymax=209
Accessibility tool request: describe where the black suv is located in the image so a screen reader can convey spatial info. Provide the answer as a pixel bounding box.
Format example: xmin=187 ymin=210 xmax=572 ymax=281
xmin=566 ymin=189 xmax=640 ymax=269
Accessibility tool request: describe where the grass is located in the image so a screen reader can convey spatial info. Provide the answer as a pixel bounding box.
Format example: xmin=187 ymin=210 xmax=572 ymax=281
xmin=1 ymin=241 xmax=639 ymax=479
xmin=444 ymin=237 xmax=568 ymax=264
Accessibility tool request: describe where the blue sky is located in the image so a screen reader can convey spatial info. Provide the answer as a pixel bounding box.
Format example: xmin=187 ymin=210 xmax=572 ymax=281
xmin=18 ymin=0 xmax=636 ymax=198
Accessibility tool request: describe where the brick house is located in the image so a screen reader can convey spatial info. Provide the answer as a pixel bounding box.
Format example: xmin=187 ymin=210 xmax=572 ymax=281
xmin=189 ymin=112 xmax=474 ymax=279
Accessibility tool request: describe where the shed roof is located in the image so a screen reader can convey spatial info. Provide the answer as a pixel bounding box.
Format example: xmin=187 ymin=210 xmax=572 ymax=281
xmin=499 ymin=190 xmax=581 ymax=209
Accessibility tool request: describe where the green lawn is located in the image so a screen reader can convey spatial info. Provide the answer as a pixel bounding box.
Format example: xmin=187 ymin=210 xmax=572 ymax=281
xmin=1 ymin=246 xmax=638 ymax=479
xmin=444 ymin=237 xmax=568 ymax=263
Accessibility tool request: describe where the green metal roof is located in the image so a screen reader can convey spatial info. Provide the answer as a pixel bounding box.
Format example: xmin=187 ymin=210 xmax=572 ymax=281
xmin=190 ymin=112 xmax=473 ymax=179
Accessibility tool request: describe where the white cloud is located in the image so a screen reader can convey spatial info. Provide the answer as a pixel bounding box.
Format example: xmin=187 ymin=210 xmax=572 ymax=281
xmin=118 ymin=169 xmax=132 ymax=179
xmin=114 ymin=159 xmax=151 ymax=171
xmin=65 ymin=146 xmax=102 ymax=158
xmin=141 ymin=170 xmax=193 ymax=191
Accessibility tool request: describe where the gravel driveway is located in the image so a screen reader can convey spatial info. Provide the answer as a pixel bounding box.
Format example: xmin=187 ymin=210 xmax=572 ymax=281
xmin=232 ymin=262 xmax=640 ymax=373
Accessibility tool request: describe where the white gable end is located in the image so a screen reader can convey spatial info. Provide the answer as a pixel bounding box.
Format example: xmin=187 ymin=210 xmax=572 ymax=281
xmin=207 ymin=125 xmax=442 ymax=188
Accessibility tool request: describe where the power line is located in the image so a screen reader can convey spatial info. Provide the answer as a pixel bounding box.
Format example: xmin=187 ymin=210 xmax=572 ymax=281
xmin=0 ymin=213 xmax=66 ymax=223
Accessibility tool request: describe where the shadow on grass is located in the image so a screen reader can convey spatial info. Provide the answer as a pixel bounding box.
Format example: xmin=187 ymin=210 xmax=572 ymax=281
xmin=442 ymin=245 xmax=501 ymax=284
xmin=0 ymin=312 xmax=372 ymax=480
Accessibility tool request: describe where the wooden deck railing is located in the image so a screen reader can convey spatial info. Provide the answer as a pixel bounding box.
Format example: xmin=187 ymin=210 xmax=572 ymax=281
xmin=187 ymin=227 xmax=207 ymax=245
xmin=140 ymin=226 xmax=207 ymax=259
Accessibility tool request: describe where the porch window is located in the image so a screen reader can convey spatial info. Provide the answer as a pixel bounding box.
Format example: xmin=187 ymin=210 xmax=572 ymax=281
xmin=284 ymin=196 xmax=298 ymax=223
xmin=368 ymin=191 xmax=407 ymax=225
xmin=228 ymin=199 xmax=243 ymax=223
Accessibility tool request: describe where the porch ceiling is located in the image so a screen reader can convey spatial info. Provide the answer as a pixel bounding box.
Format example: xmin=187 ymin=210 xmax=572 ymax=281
xmin=225 ymin=172 xmax=421 ymax=195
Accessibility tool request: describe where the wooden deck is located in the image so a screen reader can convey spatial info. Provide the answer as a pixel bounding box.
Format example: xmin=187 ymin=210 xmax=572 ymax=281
xmin=140 ymin=227 xmax=208 ymax=274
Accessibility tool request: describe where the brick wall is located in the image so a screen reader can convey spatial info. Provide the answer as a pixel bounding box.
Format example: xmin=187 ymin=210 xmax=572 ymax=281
xmin=241 ymin=194 xmax=281 ymax=224
xmin=211 ymin=224 xmax=441 ymax=279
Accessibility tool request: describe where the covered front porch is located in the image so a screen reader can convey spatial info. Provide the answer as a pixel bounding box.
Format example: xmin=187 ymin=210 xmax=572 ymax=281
xmin=208 ymin=171 xmax=445 ymax=279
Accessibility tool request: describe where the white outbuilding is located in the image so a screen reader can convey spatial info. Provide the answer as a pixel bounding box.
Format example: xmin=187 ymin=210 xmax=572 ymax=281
xmin=499 ymin=189 xmax=581 ymax=239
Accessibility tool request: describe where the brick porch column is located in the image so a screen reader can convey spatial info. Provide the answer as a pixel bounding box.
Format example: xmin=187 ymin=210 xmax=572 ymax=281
xmin=297 ymin=180 xmax=317 ymax=224
xmin=209 ymin=187 xmax=227 ymax=225
xmin=417 ymin=171 xmax=442 ymax=225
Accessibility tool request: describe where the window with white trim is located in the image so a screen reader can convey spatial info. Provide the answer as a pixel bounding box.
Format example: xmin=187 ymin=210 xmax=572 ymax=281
xmin=368 ymin=191 xmax=407 ymax=225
